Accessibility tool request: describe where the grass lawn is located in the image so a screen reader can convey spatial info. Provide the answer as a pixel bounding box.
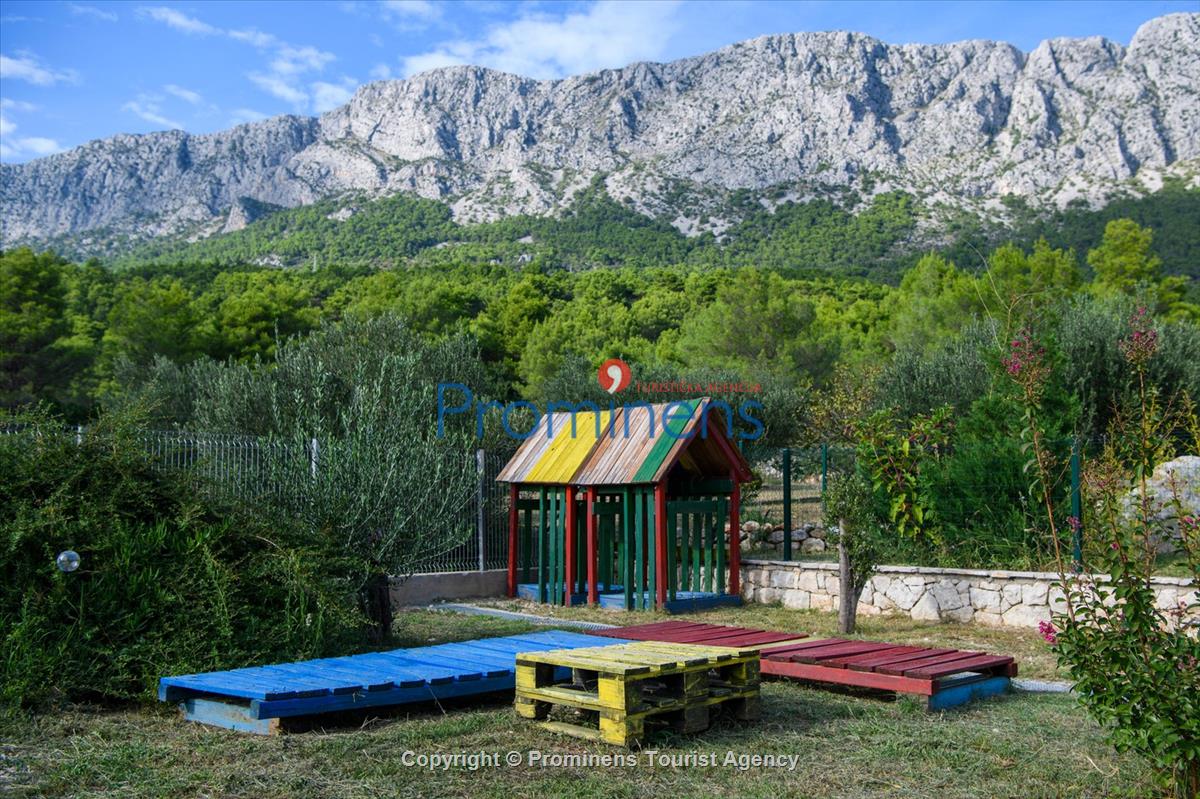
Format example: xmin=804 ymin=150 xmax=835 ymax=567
xmin=0 ymin=609 xmax=1158 ymax=799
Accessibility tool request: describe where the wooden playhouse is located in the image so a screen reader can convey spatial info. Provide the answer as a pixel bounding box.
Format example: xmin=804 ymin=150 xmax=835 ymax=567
xmin=497 ymin=397 xmax=752 ymax=612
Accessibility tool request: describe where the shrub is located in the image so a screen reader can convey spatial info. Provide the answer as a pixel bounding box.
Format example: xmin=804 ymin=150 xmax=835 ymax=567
xmin=1013 ymin=310 xmax=1200 ymax=798
xmin=0 ymin=406 xmax=360 ymax=708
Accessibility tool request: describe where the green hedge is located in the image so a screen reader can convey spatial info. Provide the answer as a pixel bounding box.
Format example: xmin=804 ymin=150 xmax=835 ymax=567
xmin=0 ymin=408 xmax=362 ymax=708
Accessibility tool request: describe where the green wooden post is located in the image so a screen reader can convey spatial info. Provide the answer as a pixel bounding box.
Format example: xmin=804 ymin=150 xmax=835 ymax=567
xmin=628 ymin=484 xmax=638 ymax=604
xmin=703 ymin=504 xmax=714 ymax=593
xmin=537 ymin=488 xmax=547 ymax=603
xmin=715 ymin=497 xmax=727 ymax=594
xmin=645 ymin=489 xmax=657 ymax=609
xmin=692 ymin=509 xmax=702 ymax=591
xmin=1071 ymin=437 xmax=1083 ymax=572
xmin=547 ymin=489 xmax=558 ymax=604
xmin=522 ymin=506 xmax=532 ymax=583
xmin=634 ymin=489 xmax=645 ymax=609
xmin=782 ymin=447 xmax=793 ymax=561
xmin=667 ymin=506 xmax=677 ymax=601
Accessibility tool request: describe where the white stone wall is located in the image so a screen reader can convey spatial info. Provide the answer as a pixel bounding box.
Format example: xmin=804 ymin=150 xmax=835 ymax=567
xmin=740 ymin=559 xmax=1197 ymax=628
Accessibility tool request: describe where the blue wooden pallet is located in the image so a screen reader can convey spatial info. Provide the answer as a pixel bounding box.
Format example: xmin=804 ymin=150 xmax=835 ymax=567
xmin=159 ymin=630 xmax=628 ymax=734
xmin=518 ymin=583 xmax=742 ymax=613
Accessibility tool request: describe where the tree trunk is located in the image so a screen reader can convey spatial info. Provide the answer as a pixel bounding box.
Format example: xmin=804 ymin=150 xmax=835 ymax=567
xmin=362 ymin=572 xmax=393 ymax=643
xmin=837 ymin=518 xmax=859 ymax=635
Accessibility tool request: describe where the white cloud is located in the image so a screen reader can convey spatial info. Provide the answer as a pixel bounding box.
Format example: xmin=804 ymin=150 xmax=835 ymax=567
xmin=401 ymin=0 xmax=682 ymax=79
xmin=0 ymin=98 xmax=38 ymax=112
xmin=228 ymin=28 xmax=279 ymax=48
xmin=311 ymin=79 xmax=355 ymax=112
xmin=164 ymin=84 xmax=203 ymax=105
xmin=383 ymin=0 xmax=441 ymax=21
xmin=1 ymin=135 xmax=63 ymax=160
xmin=369 ymin=63 xmax=393 ymax=80
xmin=0 ymin=107 xmax=62 ymax=160
xmin=137 ymin=6 xmax=218 ymax=35
xmin=270 ymin=45 xmax=336 ymax=77
xmin=122 ymin=97 xmax=183 ymax=129
xmin=248 ymin=72 xmax=309 ymax=105
xmin=0 ymin=53 xmax=79 ymax=86
xmin=69 ymin=4 xmax=118 ymax=22
xmin=402 ymin=49 xmax=470 ymax=75
xmin=229 ymin=108 xmax=268 ymax=125
xmin=138 ymin=6 xmax=340 ymax=111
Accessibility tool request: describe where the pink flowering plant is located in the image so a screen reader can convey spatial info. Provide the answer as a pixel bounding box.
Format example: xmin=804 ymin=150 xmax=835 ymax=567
xmin=1008 ymin=309 xmax=1200 ymax=798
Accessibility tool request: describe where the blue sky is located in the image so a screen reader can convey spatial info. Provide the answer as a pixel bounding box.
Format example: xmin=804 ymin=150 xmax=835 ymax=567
xmin=1 ymin=0 xmax=1194 ymax=162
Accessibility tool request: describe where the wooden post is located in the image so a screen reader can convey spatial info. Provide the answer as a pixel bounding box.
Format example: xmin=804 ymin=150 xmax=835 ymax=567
xmin=654 ymin=481 xmax=667 ymax=609
xmin=586 ymin=487 xmax=598 ymax=605
xmin=507 ymin=484 xmax=519 ymax=597
xmin=729 ymin=473 xmax=741 ymax=596
xmin=564 ymin=486 xmax=576 ymax=606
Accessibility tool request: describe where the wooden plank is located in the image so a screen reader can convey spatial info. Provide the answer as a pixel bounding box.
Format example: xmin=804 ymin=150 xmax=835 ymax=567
xmin=822 ymin=646 xmax=927 ymax=669
xmin=786 ymin=642 xmax=896 ymax=664
xmin=904 ymin=654 xmax=1015 ymax=680
xmin=181 ymin=697 xmax=281 ymax=735
xmin=762 ymin=660 xmax=936 ymax=696
xmin=845 ymin=648 xmax=957 ymax=672
xmin=631 ymin=400 xmax=697 ymax=483
xmin=876 ymin=651 xmax=983 ymax=676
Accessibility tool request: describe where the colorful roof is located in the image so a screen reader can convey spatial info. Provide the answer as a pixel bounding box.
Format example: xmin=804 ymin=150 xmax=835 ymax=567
xmin=495 ymin=398 xmax=752 ymax=486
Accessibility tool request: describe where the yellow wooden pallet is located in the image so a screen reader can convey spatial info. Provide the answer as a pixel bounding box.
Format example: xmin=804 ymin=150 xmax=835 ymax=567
xmin=514 ymin=641 xmax=761 ymax=746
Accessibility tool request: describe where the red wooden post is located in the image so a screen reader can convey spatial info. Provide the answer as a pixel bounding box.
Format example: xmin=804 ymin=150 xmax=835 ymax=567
xmin=564 ymin=486 xmax=576 ymax=606
xmin=507 ymin=483 xmax=519 ymax=597
xmin=729 ymin=473 xmax=741 ymax=597
xmin=586 ymin=487 xmax=598 ymax=605
xmin=654 ymin=481 xmax=667 ymax=608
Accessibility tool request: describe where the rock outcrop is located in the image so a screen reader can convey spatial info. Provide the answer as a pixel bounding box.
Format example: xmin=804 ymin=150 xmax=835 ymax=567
xmin=3 ymin=13 xmax=1198 ymax=252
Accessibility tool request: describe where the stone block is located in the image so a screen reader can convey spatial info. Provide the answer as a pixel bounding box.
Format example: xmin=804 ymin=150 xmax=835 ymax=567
xmin=885 ymin=580 xmax=920 ymax=611
xmin=1001 ymin=603 xmax=1050 ymax=627
xmin=969 ymin=587 xmax=1000 ymax=610
xmin=781 ymin=590 xmax=810 ymax=610
xmin=973 ymin=610 xmax=1003 ymax=626
xmin=1022 ymin=582 xmax=1049 ymax=606
xmin=796 ymin=571 xmax=822 ymax=593
xmin=929 ymin=580 xmax=966 ymax=610
xmin=769 ymin=569 xmax=796 ymax=589
xmin=911 ymin=591 xmax=941 ymax=622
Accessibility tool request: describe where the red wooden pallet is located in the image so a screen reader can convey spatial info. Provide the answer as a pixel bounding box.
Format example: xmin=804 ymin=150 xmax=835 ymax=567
xmin=587 ymin=621 xmax=1016 ymax=707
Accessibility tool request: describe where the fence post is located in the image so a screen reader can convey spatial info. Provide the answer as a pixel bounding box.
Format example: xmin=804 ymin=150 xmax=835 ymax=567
xmin=476 ymin=449 xmax=487 ymax=572
xmin=1071 ymin=437 xmax=1083 ymax=572
xmin=309 ymin=437 xmax=319 ymax=479
xmin=75 ymin=425 xmax=84 ymax=446
xmin=782 ymin=447 xmax=792 ymax=561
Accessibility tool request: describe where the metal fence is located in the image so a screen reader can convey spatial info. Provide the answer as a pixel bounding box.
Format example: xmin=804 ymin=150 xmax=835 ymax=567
xmin=741 ymin=441 xmax=1087 ymax=569
xmin=1 ymin=424 xmax=510 ymax=574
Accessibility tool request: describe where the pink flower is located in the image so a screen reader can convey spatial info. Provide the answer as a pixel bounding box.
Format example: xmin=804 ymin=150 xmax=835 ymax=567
xmin=1038 ymin=620 xmax=1058 ymax=645
xmin=1067 ymin=516 xmax=1082 ymax=533
xmin=1118 ymin=307 xmax=1159 ymax=365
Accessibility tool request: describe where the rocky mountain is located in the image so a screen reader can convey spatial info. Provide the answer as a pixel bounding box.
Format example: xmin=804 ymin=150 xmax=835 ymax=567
xmin=2 ymin=13 xmax=1198 ymax=254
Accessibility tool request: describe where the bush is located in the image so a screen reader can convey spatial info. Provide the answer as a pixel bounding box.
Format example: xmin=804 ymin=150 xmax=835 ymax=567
xmin=0 ymin=407 xmax=361 ymax=708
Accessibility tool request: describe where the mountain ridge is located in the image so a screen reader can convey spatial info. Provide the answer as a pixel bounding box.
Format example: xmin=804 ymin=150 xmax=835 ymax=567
xmin=2 ymin=12 xmax=1198 ymax=256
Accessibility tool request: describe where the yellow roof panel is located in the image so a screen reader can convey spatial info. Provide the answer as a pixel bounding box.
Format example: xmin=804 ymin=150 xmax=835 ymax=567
xmin=523 ymin=410 xmax=612 ymax=484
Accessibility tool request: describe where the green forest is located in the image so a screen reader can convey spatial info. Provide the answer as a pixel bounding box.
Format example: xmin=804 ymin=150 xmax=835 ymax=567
xmin=4 ymin=183 xmax=1198 ymax=424
xmin=6 ymin=182 xmax=1200 ymax=572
